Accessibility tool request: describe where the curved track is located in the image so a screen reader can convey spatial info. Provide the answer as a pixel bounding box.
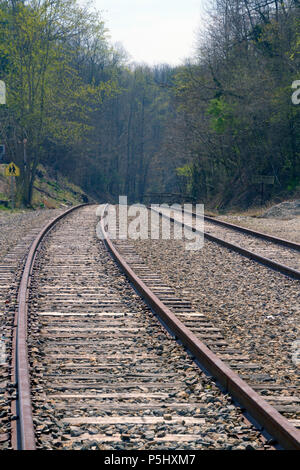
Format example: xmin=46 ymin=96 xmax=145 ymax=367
xmin=7 ymin=204 xmax=300 ymax=449
xmin=203 ymin=214 xmax=300 ymax=251
xmin=151 ymin=207 xmax=300 ymax=279
xmin=12 ymin=205 xmax=88 ymax=450
xmin=101 ymin=205 xmax=300 ymax=450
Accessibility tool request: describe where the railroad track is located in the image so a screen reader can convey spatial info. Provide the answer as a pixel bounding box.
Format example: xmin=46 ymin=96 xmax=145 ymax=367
xmin=2 ymin=204 xmax=300 ymax=450
xmin=0 ymin=211 xmax=64 ymax=449
xmin=203 ymin=214 xmax=300 ymax=251
xmin=151 ymin=206 xmax=300 ymax=278
xmin=105 ymin=205 xmax=300 ymax=449
xmin=0 ymin=231 xmax=46 ymax=447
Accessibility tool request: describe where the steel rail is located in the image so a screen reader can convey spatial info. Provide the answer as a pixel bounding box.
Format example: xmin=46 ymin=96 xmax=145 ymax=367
xmin=150 ymin=207 xmax=300 ymax=280
xmin=193 ymin=209 xmax=300 ymax=251
xmin=204 ymin=214 xmax=300 ymax=251
xmin=99 ymin=205 xmax=300 ymax=450
xmin=13 ymin=203 xmax=89 ymax=450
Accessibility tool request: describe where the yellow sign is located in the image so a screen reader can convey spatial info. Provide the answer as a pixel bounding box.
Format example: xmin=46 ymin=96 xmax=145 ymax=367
xmin=5 ymin=162 xmax=20 ymax=177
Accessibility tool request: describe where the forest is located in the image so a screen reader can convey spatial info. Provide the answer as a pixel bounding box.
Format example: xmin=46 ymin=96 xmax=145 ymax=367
xmin=0 ymin=0 xmax=299 ymax=209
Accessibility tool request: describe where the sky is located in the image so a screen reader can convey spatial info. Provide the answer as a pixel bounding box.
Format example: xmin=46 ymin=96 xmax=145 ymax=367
xmin=93 ymin=0 xmax=204 ymax=66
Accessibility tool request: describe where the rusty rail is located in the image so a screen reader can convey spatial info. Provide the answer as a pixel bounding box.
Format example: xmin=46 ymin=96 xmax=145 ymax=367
xmin=150 ymin=207 xmax=300 ymax=280
xmin=203 ymin=214 xmax=300 ymax=252
xmin=100 ymin=205 xmax=300 ymax=450
xmin=13 ymin=204 xmax=89 ymax=450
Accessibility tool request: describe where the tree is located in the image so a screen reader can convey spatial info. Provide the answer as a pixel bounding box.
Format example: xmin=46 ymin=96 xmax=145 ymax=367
xmin=0 ymin=0 xmax=115 ymax=205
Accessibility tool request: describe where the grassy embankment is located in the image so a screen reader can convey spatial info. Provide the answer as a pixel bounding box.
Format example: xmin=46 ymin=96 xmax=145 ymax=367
xmin=0 ymin=164 xmax=89 ymax=212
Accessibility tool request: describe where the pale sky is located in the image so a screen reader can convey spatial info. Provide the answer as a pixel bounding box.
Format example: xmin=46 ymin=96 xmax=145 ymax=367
xmin=93 ymin=0 xmax=204 ymax=66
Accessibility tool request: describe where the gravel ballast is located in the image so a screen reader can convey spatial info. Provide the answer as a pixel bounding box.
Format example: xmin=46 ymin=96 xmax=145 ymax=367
xmin=130 ymin=213 xmax=300 ymax=393
xmin=215 ymin=215 xmax=300 ymax=243
xmin=0 ymin=209 xmax=64 ymax=262
xmin=27 ymin=207 xmax=267 ymax=450
xmin=0 ymin=208 xmax=64 ymax=449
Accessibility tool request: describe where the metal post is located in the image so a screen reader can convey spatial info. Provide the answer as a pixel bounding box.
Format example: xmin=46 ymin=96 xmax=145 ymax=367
xmin=10 ymin=175 xmax=15 ymax=210
xmin=23 ymin=138 xmax=27 ymax=168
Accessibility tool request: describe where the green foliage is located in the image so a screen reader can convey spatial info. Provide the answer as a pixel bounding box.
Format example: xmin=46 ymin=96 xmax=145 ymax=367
xmin=0 ymin=0 xmax=120 ymax=206
xmin=176 ymin=164 xmax=193 ymax=193
xmin=0 ymin=0 xmax=299 ymax=209
xmin=170 ymin=1 xmax=300 ymax=207
xmin=176 ymin=164 xmax=193 ymax=179
xmin=207 ymin=97 xmax=236 ymax=134
xmin=0 ymin=192 xmax=8 ymax=201
xmin=287 ymin=177 xmax=300 ymax=191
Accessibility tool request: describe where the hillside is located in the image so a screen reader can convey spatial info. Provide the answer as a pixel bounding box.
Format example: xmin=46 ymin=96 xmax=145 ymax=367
xmin=0 ymin=164 xmax=91 ymax=211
